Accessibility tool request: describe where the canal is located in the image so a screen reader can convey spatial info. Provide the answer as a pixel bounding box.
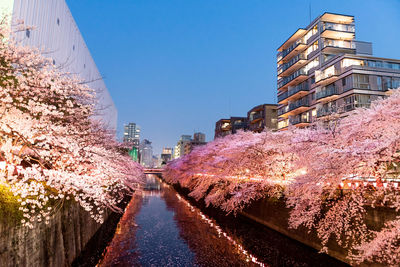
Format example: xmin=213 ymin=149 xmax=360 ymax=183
xmin=99 ymin=174 xmax=348 ymax=267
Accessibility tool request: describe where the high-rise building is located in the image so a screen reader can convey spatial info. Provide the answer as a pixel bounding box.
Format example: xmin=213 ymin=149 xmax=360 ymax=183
xmin=139 ymin=139 xmax=153 ymax=167
xmin=174 ymin=135 xmax=192 ymax=159
xmin=1 ymin=0 xmax=117 ymax=130
xmin=277 ymin=12 xmax=400 ymax=130
xmin=247 ymin=104 xmax=278 ymax=132
xmin=123 ymin=123 xmax=140 ymax=145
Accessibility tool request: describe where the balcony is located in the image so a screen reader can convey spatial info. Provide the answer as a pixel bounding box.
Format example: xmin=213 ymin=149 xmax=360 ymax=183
xmin=286 ymin=82 xmax=310 ymax=102
xmin=317 ymin=107 xmax=335 ymax=118
xmin=278 ymin=53 xmax=307 ymax=78
xmin=320 ymin=22 xmax=355 ymax=40
xmin=322 ymin=39 xmax=356 ymax=54
xmin=280 ymin=98 xmax=309 ymax=117
xmin=278 ymin=105 xmax=289 ymax=116
xmin=316 ymin=85 xmax=339 ymax=102
xmin=278 ymin=91 xmax=289 ymax=104
xmin=277 ymin=38 xmax=307 ymax=64
xmin=289 ymin=115 xmax=310 ymax=127
xmin=249 ymin=111 xmax=263 ymax=122
xmin=315 ymin=66 xmax=340 ymax=86
xmin=278 ymin=68 xmax=308 ymax=91
xmin=344 ymin=102 xmax=371 ymax=112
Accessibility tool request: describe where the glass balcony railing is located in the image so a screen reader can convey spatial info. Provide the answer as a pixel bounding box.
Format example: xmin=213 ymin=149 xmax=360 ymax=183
xmin=277 ymin=38 xmax=306 ymax=62
xmin=316 ymin=85 xmax=338 ymax=100
xmin=344 ymin=102 xmax=370 ymax=112
xmin=278 ymin=105 xmax=289 ymax=116
xmin=278 ymin=91 xmax=289 ymax=102
xmin=322 ymin=22 xmax=355 ymax=33
xmin=289 ymin=115 xmax=310 ymax=125
xmin=317 ymin=107 xmax=335 ymax=117
xmin=249 ymin=112 xmax=263 ymax=121
xmin=280 ymin=53 xmax=307 ymax=74
xmin=288 ymin=98 xmax=309 ymax=112
xmin=315 ymin=67 xmax=339 ymax=83
xmin=317 ymin=103 xmax=370 ymax=117
xmin=323 ymin=39 xmax=356 ymax=49
xmin=288 ymin=82 xmax=309 ymax=97
xmin=278 ymin=68 xmax=307 ymax=89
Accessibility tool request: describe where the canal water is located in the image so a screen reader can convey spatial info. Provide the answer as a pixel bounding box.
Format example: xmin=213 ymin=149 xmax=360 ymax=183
xmin=99 ymin=174 xmax=348 ymax=267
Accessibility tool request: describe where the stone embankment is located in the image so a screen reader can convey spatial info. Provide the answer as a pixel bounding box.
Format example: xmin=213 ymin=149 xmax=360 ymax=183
xmin=0 ymin=199 xmax=129 ymax=267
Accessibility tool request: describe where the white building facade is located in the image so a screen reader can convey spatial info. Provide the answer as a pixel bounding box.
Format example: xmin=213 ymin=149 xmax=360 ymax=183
xmin=1 ymin=0 xmax=117 ymax=130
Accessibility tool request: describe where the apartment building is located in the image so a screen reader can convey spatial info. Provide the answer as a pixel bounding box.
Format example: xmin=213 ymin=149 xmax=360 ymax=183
xmin=214 ymin=117 xmax=248 ymax=139
xmin=247 ymin=104 xmax=278 ymax=132
xmin=277 ymin=12 xmax=400 ymax=130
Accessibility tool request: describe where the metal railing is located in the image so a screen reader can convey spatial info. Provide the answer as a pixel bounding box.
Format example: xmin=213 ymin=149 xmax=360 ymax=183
xmin=278 ymin=91 xmax=289 ymax=102
xmin=278 ymin=68 xmax=307 ymax=89
xmin=289 ymin=115 xmax=310 ymax=125
xmin=288 ymin=98 xmax=309 ymax=112
xmin=316 ymin=85 xmax=338 ymax=100
xmin=277 ymin=38 xmax=306 ymax=61
xmin=288 ymin=82 xmax=309 ymax=97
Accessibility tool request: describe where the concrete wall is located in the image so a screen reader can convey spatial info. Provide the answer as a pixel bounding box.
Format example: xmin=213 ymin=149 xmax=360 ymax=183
xmin=1 ymin=0 xmax=117 ymax=130
xmin=0 ymin=202 xmax=106 ymax=267
xmin=241 ymin=197 xmax=397 ymax=267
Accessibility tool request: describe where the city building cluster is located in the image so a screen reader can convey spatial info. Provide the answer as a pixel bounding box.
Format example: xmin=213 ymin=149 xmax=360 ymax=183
xmin=214 ymin=104 xmax=278 ymax=139
xmin=214 ymin=12 xmax=400 ymax=138
xmin=123 ymin=122 xmax=158 ymax=168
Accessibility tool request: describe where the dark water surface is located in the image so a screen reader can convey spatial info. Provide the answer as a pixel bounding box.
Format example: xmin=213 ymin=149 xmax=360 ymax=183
xmin=99 ymin=175 xmax=347 ymax=267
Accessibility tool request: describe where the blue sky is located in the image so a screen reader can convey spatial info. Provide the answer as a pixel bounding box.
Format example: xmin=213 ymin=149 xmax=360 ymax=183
xmin=67 ymin=0 xmax=400 ymax=154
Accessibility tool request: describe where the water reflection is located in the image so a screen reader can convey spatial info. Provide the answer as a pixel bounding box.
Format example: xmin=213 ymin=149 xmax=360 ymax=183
xmin=100 ymin=175 xmax=262 ymax=266
xmin=100 ymin=175 xmax=346 ymax=267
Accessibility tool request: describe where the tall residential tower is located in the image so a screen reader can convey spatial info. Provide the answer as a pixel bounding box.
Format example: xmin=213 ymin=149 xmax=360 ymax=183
xmin=277 ymin=12 xmax=400 ymax=130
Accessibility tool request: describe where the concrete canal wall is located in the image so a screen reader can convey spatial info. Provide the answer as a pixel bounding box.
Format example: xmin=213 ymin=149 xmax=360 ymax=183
xmin=0 ymin=201 xmax=107 ymax=267
xmin=241 ymin=198 xmax=396 ymax=267
xmin=160 ymin=173 xmax=396 ymax=267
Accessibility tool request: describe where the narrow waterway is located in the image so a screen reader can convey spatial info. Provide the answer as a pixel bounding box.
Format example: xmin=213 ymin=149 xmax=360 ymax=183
xmin=99 ymin=175 xmax=347 ymax=267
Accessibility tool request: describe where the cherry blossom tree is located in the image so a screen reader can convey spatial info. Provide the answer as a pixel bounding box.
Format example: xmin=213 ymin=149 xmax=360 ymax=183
xmin=165 ymin=88 xmax=400 ymax=265
xmin=0 ymin=19 xmax=144 ymax=228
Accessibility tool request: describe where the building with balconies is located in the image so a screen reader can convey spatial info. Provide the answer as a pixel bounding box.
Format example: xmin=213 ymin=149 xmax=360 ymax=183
xmin=247 ymin=104 xmax=278 ymax=132
xmin=277 ymin=12 xmax=400 ymax=130
xmin=214 ymin=117 xmax=248 ymax=139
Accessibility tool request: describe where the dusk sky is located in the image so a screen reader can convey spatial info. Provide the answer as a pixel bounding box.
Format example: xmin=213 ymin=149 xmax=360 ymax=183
xmin=67 ymin=0 xmax=400 ymax=154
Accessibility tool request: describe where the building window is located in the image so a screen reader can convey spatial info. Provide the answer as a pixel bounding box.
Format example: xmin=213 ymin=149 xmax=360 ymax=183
xmin=353 ymin=74 xmax=370 ymax=89
xmin=383 ymin=77 xmax=392 ymax=91
xmin=393 ymin=78 xmax=400 ymax=89
xmin=342 ymin=77 xmax=346 ymax=86
xmin=377 ymin=76 xmax=383 ymax=91
xmin=57 ymin=18 xmax=60 ymax=25
xmin=26 ymin=29 xmax=30 ymax=38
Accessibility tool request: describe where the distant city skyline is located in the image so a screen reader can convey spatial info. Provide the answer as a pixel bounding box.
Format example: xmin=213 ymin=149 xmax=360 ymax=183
xmin=66 ymin=0 xmax=400 ymax=154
